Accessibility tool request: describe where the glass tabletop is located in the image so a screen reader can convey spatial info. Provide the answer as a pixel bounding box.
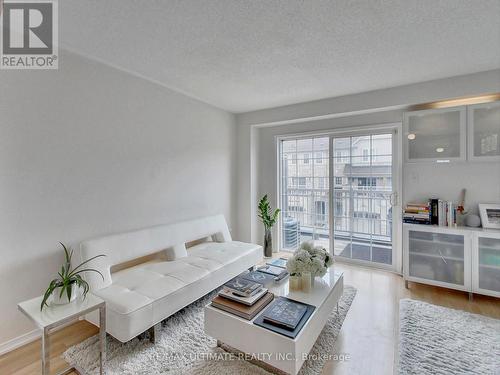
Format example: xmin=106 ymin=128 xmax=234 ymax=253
xmin=267 ymin=267 xmax=343 ymax=308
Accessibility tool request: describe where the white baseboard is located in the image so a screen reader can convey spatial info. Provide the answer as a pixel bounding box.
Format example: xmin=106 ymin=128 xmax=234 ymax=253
xmin=0 ymin=317 xmax=86 ymax=356
xmin=0 ymin=329 xmax=40 ymax=356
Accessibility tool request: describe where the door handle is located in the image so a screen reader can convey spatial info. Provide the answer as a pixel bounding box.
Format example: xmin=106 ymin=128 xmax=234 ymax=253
xmin=390 ymin=192 xmax=398 ymax=206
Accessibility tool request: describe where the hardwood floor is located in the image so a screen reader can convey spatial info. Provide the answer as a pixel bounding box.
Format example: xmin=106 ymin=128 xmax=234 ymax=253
xmin=321 ymin=263 xmax=499 ymax=375
xmin=0 ymin=321 xmax=97 ymax=375
xmin=1 ymin=261 xmax=498 ymax=375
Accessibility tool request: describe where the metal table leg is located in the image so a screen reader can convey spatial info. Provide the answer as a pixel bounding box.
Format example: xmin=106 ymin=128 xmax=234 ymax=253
xmin=42 ymin=327 xmax=50 ymax=375
xmin=99 ymin=305 xmax=106 ymax=375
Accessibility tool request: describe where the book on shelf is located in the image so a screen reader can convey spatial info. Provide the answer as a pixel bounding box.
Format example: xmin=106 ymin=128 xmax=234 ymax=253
xmin=403 ymin=213 xmax=431 ymax=219
xmin=266 ymin=258 xmax=288 ymax=269
xmin=430 ymin=199 xmax=439 ymax=225
xmin=218 ymin=287 xmax=268 ymax=306
xmin=223 ymin=277 xmax=262 ymax=297
xmin=262 ymin=297 xmax=308 ymax=330
xmin=403 ymin=202 xmax=431 ymax=225
xmin=437 ymin=199 xmax=457 ymax=227
xmin=211 ymin=292 xmax=274 ymax=320
xmin=403 ymin=219 xmax=431 ymax=225
xmin=404 ymin=198 xmax=458 ymax=227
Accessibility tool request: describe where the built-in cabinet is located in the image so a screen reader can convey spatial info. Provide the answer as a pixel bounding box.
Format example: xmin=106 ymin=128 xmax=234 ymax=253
xmin=404 ymin=106 xmax=466 ymax=163
xmin=473 ymin=231 xmax=500 ymax=297
xmin=467 ymin=101 xmax=500 ymax=162
xmin=404 ymin=224 xmax=500 ymax=298
xmin=404 ymin=101 xmax=500 ymax=163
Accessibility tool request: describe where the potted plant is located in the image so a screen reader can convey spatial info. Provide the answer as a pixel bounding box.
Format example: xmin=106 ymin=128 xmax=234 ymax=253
xmin=258 ymin=194 xmax=280 ymax=258
xmin=40 ymin=243 xmax=105 ymax=310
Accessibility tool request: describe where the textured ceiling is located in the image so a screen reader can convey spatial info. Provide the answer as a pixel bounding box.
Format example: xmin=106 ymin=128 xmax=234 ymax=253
xmin=60 ymin=0 xmax=500 ymax=113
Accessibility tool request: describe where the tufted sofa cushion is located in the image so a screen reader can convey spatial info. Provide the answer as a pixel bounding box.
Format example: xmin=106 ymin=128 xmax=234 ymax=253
xmin=82 ymin=216 xmax=262 ymax=342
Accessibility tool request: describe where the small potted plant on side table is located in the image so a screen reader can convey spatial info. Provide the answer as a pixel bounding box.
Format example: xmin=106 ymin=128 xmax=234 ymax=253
xmin=40 ymin=242 xmax=105 ymax=310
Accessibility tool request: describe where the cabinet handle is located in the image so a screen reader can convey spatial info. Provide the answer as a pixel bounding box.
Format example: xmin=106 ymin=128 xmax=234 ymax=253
xmin=437 ymin=248 xmax=448 ymax=264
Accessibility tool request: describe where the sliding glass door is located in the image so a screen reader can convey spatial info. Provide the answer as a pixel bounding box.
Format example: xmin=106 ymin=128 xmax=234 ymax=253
xmin=280 ymin=137 xmax=330 ymax=251
xmin=332 ymin=133 xmax=394 ymax=266
xmin=278 ymin=128 xmax=399 ymax=270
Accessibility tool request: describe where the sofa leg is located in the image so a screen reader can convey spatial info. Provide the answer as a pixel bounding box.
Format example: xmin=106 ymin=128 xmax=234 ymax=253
xmin=148 ymin=324 xmax=159 ymax=344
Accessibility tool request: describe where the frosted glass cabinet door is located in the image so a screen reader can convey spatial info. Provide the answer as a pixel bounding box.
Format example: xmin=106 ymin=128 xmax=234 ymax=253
xmin=476 ymin=235 xmax=500 ymax=296
xmin=404 ymin=106 xmax=466 ymax=162
xmin=468 ymin=101 xmax=500 ymax=161
xmin=408 ymin=230 xmax=466 ymax=286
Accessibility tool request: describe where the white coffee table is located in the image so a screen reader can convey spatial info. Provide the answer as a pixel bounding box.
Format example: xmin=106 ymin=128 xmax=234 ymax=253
xmin=204 ymin=269 xmax=344 ymax=375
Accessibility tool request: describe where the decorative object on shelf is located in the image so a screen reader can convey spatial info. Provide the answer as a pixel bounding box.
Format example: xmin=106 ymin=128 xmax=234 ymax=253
xmin=465 ymin=214 xmax=481 ymax=228
xmin=289 ymin=275 xmax=301 ymax=291
xmin=258 ymin=194 xmax=280 ymax=258
xmin=40 ymin=243 xmax=105 ymax=310
xmin=478 ymin=203 xmax=500 ymax=229
xmin=286 ymin=242 xmax=333 ymax=290
xmin=456 ymin=188 xmax=468 ymax=226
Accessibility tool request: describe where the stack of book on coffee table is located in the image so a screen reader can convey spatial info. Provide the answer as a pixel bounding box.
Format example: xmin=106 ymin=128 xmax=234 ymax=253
xmin=257 ymin=262 xmax=289 ymax=282
xmin=211 ymin=276 xmax=274 ymax=320
xmin=254 ymin=297 xmax=315 ymax=338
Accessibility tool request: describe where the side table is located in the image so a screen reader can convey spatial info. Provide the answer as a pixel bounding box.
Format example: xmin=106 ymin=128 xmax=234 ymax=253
xmin=18 ymin=293 xmax=106 ymax=375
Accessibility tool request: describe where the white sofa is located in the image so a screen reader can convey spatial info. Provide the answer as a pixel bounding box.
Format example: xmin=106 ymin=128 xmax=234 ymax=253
xmin=78 ymin=214 xmax=262 ymax=342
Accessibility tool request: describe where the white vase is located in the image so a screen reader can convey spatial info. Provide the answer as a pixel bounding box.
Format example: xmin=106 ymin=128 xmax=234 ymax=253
xmin=51 ymin=284 xmax=79 ymax=305
xmin=301 ymin=272 xmax=312 ymax=292
xmin=289 ymin=275 xmax=301 ymax=291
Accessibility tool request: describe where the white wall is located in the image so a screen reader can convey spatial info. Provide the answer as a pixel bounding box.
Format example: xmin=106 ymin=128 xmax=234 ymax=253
xmin=236 ymin=70 xmax=500 ymax=245
xmin=0 ymin=50 xmax=236 ymax=349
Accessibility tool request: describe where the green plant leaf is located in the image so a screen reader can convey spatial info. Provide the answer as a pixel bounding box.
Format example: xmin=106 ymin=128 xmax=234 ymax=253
xmin=59 ymin=283 xmax=66 ymax=298
xmin=68 ymin=254 xmax=106 ymax=277
xmin=66 ymin=282 xmax=72 ymax=301
xmin=258 ymin=194 xmax=279 ymax=230
xmin=60 ymin=242 xmax=72 ymax=265
xmin=40 ymin=280 xmax=59 ymax=310
xmin=70 ymin=268 xmax=105 ymax=281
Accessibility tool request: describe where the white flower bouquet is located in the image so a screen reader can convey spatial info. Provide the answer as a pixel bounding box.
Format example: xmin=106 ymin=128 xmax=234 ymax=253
xmin=286 ymin=242 xmax=333 ymax=277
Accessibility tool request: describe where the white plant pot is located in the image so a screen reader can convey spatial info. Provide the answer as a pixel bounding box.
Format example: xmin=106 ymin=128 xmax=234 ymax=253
xmin=51 ymin=284 xmax=79 ymax=305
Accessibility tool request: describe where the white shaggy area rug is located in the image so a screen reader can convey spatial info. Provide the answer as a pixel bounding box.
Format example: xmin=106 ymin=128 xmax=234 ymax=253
xmin=398 ymin=299 xmax=500 ymax=375
xmin=63 ymin=286 xmax=356 ymax=375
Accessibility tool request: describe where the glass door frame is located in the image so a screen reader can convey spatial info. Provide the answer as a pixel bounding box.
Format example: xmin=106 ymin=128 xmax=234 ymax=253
xmin=276 ymin=122 xmax=403 ymax=273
